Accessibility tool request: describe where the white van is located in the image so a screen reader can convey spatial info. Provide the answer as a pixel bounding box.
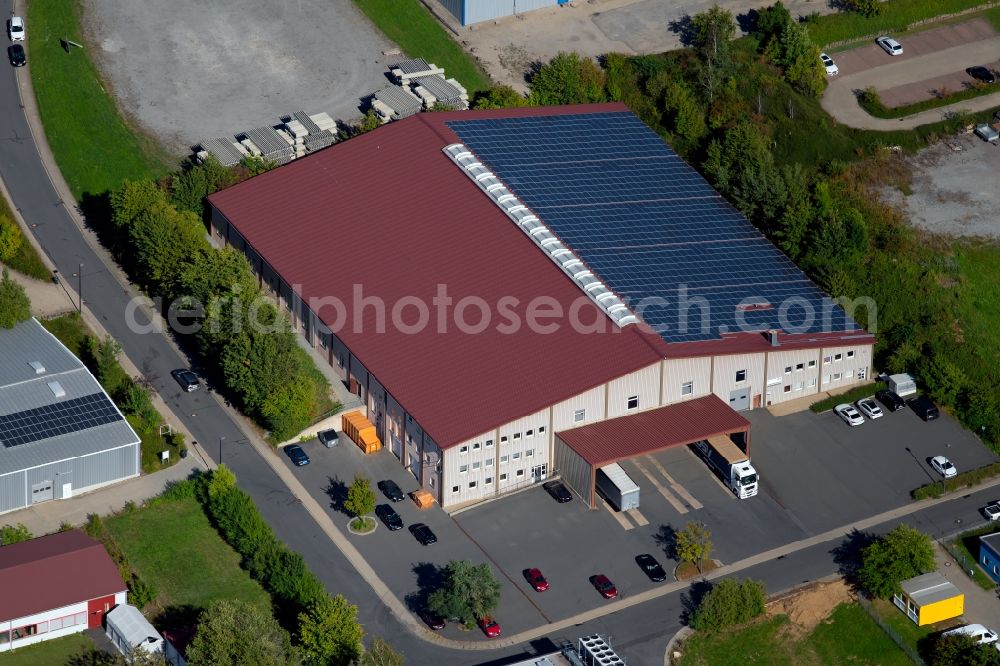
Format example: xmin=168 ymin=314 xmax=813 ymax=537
xmin=944 ymin=624 xmax=998 ymax=645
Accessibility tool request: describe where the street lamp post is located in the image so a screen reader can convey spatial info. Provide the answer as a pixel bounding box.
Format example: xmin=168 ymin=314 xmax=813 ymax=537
xmin=219 ymin=436 xmax=225 ymax=465
xmin=76 ymin=263 xmax=83 ymax=313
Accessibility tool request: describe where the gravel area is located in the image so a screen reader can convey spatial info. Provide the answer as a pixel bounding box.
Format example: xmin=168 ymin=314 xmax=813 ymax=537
xmin=883 ymin=133 xmax=1000 ymax=239
xmin=82 ymin=0 xmax=395 ymax=155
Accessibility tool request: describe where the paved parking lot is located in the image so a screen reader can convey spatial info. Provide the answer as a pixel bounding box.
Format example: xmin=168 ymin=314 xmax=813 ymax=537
xmin=280 ymin=400 xmax=996 ymax=638
xmin=82 ymin=0 xmax=394 ymax=154
xmin=829 ymin=18 xmax=996 ymax=77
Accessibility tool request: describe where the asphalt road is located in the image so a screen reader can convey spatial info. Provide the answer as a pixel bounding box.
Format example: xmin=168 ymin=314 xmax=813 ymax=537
xmin=1 ymin=12 xmax=998 ymax=662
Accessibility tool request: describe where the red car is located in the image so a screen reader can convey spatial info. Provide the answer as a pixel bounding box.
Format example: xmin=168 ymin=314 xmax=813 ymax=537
xmin=478 ymin=616 xmax=501 ymax=638
xmin=524 ymin=567 xmax=549 ymax=592
xmin=590 ymin=574 xmax=618 ymax=599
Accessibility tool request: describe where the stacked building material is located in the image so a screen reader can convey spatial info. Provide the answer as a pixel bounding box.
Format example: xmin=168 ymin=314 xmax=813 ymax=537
xmin=239 ymin=126 xmax=295 ymax=165
xmin=389 ymin=57 xmax=445 ymax=85
xmin=195 ymin=137 xmax=248 ymax=167
xmin=412 ymin=75 xmax=469 ymax=110
xmin=372 ymin=86 xmax=423 ymax=122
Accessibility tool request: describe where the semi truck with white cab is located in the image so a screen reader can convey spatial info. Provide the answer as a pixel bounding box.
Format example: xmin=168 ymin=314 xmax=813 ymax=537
xmin=695 ymin=435 xmax=758 ymax=499
xmin=595 ymin=463 xmax=640 ymax=511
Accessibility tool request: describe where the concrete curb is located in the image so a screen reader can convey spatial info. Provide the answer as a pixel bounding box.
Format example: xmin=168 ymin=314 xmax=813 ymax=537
xmin=662 ymin=626 xmax=692 ymax=666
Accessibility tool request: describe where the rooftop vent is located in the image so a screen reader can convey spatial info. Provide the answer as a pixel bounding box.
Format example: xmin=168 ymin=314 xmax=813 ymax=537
xmin=443 ymin=143 xmax=639 ymax=329
xmin=28 ymin=360 xmax=45 ymax=375
xmin=47 ymin=381 xmax=66 ymax=398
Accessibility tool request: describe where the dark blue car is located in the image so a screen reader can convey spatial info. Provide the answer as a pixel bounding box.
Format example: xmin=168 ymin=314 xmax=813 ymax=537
xmin=285 ymin=444 xmax=310 ymax=466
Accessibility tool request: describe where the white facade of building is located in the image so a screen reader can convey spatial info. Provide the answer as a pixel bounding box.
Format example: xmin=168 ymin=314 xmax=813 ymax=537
xmin=0 ymin=592 xmax=127 ymax=653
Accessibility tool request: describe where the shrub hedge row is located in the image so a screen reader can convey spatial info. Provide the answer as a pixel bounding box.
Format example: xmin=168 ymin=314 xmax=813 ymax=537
xmin=912 ymin=461 xmax=1000 ymax=499
xmin=84 ymin=513 xmax=158 ymax=608
xmin=810 ymin=381 xmax=885 ymax=413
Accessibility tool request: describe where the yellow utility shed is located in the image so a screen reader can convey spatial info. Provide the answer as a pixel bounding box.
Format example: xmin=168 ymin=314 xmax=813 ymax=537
xmin=893 ymin=572 xmax=964 ymax=626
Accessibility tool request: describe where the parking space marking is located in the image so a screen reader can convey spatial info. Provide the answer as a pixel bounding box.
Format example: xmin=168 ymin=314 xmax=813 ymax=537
xmin=626 ymin=508 xmax=649 ymax=527
xmin=681 ymin=446 xmax=736 ymax=500
xmin=648 ymin=457 xmax=704 ymax=510
xmin=600 ymin=498 xmax=636 ymax=530
xmin=632 ymin=459 xmax=688 ymax=514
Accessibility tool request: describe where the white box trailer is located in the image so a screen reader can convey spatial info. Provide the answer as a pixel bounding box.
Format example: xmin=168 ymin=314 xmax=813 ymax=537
xmin=595 ymin=463 xmax=640 ymax=511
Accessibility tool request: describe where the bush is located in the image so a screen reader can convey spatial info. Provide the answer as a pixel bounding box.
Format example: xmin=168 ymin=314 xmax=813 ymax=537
xmin=913 ymin=462 xmax=1000 ymax=499
xmin=0 ymin=269 xmax=31 ymax=329
xmin=0 ymin=523 xmax=32 ymax=545
xmin=128 ymin=574 xmax=157 ymax=608
xmin=810 ymin=381 xmax=885 ymax=412
xmin=845 ymin=0 xmax=882 ymax=18
xmin=691 ymin=578 xmax=767 ymax=630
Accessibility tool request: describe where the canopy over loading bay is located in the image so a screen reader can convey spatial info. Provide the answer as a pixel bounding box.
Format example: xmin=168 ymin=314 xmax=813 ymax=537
xmin=554 ymin=394 xmax=751 ymax=507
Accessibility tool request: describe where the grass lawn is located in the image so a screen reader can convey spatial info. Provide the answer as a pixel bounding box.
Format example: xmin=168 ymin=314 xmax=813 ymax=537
xmin=860 ymin=82 xmax=1000 ymax=119
xmin=677 ymin=603 xmax=910 ymax=666
xmin=806 ymin=0 xmax=995 ymax=47
xmin=952 ymin=524 xmax=1000 ymax=590
xmin=955 ymin=244 xmax=1000 ymax=389
xmin=353 ymin=0 xmax=490 ymax=94
xmin=870 ymin=597 xmax=936 ymax=651
xmin=28 ymin=0 xmax=169 ymax=201
xmin=105 ymin=497 xmax=271 ymax=614
xmin=0 ymin=633 xmax=94 ymax=666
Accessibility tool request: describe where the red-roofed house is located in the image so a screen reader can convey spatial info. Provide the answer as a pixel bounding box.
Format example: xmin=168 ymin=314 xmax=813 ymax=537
xmin=0 ymin=530 xmax=127 ymax=652
xmin=207 ymin=103 xmax=874 ymax=509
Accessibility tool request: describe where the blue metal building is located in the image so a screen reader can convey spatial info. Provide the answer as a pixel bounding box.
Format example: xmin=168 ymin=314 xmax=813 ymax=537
xmin=979 ymin=532 xmax=1000 ymax=584
xmin=439 ymin=0 xmax=567 ymax=26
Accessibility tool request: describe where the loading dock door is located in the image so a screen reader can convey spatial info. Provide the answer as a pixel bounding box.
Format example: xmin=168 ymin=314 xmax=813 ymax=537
xmin=729 ymin=388 xmax=750 ymax=412
xmin=31 ymin=480 xmax=53 ymax=503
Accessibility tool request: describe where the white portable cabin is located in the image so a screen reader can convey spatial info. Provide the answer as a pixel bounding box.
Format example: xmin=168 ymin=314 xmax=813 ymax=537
xmin=105 ymin=604 xmax=164 ymax=657
xmin=887 ymin=373 xmax=916 ymax=397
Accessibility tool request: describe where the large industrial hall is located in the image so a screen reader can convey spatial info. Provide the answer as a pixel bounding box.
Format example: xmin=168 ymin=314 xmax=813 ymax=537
xmin=208 ymin=102 xmax=874 ymax=509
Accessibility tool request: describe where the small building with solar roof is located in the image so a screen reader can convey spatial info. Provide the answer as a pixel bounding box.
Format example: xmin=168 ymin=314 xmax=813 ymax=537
xmin=0 ymin=319 xmax=140 ymax=515
xmin=207 ymin=103 xmax=875 ymax=510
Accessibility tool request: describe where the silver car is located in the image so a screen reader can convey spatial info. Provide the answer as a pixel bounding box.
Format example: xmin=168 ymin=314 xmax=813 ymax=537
xmin=835 ymin=403 xmax=864 ymax=426
xmin=876 ymin=36 xmax=903 ymax=56
xmin=930 ymin=455 xmax=957 ymax=478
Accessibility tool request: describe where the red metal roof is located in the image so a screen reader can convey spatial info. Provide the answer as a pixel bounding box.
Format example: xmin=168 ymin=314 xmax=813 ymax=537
xmin=208 ymin=104 xmax=668 ymax=448
xmin=0 ymin=530 xmax=126 ymax=621
xmin=556 ymin=394 xmax=751 ymax=467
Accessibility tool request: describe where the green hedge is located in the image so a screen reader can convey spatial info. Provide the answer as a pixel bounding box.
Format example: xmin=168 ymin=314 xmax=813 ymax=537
xmin=198 ymin=468 xmax=326 ymax=618
xmin=912 ymin=461 xmax=1000 ymax=499
xmin=810 ymin=382 xmax=885 ymax=413
xmin=858 ymin=83 xmax=1000 ymax=119
xmin=806 ymin=0 xmax=995 ymax=47
xmin=84 ymin=513 xmax=158 ymax=609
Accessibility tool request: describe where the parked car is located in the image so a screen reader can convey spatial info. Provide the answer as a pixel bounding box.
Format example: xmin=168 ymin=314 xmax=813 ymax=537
xmin=855 ymin=398 xmax=883 ymax=419
xmin=375 ymin=504 xmax=403 ymax=531
xmin=478 ymin=616 xmax=501 ymax=638
xmin=876 ymin=36 xmax=903 ymax=55
xmin=944 ymin=624 xmax=998 ymax=645
xmin=930 ymin=455 xmax=957 ymax=478
xmin=590 ymin=574 xmax=618 ymax=599
xmin=835 ymin=403 xmax=865 ymax=426
xmin=974 ymin=123 xmax=999 ymax=143
xmin=635 ymin=554 xmax=667 ymax=582
xmin=968 ymin=66 xmax=996 ymax=84
xmin=982 ymin=502 xmax=1000 ymax=521
xmin=909 ymin=395 xmax=940 ymax=421
xmin=7 ymin=44 xmax=24 ymax=67
xmin=8 ymin=17 xmax=24 ymax=41
xmin=875 ymin=389 xmax=906 ymax=412
xmin=543 ymin=480 xmax=573 ymax=503
xmin=284 ymin=444 xmax=310 ymax=466
xmin=378 ymin=479 xmax=405 ymax=502
xmin=317 ymin=429 xmax=339 ymax=447
xmin=170 ymin=368 xmax=200 ymax=392
xmin=524 ymin=568 xmax=549 ymax=592
xmin=418 ymin=608 xmax=445 ymax=630
xmin=820 ymin=52 xmax=838 ymax=75
xmin=410 ymin=523 xmax=437 ymax=545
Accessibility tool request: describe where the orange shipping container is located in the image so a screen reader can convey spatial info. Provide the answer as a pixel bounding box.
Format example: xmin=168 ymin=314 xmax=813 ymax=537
xmin=341 ymin=412 xmax=382 ymax=454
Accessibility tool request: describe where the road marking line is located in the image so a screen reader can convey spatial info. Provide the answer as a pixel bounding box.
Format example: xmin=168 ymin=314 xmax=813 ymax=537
xmin=626 ymin=508 xmax=649 ymax=526
xmin=601 ymin=497 xmax=635 ymax=530
xmin=649 ymin=456 xmax=704 ymax=510
xmin=633 ymin=459 xmax=688 ymax=514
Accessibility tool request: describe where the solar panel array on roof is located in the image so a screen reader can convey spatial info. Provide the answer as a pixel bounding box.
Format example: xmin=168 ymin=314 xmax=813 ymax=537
xmin=0 ymin=392 xmax=123 ymax=448
xmin=447 ymin=112 xmax=862 ymax=343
